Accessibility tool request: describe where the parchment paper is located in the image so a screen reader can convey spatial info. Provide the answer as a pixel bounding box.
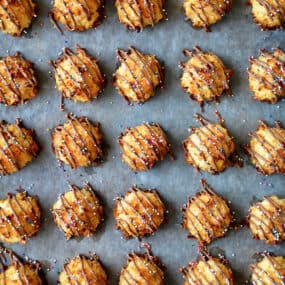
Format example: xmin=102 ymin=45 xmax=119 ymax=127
xmin=0 ymin=0 xmax=284 ymax=284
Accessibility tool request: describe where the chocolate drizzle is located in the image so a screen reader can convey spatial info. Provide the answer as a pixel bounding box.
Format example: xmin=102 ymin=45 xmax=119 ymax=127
xmin=50 ymin=45 xmax=105 ymax=109
xmin=0 ymin=246 xmax=41 ymax=285
xmin=180 ymin=46 xmax=232 ymax=108
xmin=118 ymin=122 xmax=172 ymax=171
xmin=0 ymin=119 xmax=39 ymax=176
xmin=61 ymin=254 xmax=107 ymax=284
xmin=184 ymin=0 xmax=231 ymax=31
xmin=0 ymin=2 xmax=21 ymax=31
xmin=0 ymin=192 xmax=41 ymax=243
xmin=115 ymin=0 xmax=165 ymax=31
xmin=52 ymin=114 xmax=103 ymax=169
xmin=114 ymin=186 xmax=165 ymax=238
xmin=116 ymin=49 xmax=145 ymax=101
xmin=49 ymin=0 xmax=104 ymax=32
xmin=0 ymin=53 xmax=37 ymax=106
xmin=120 ymin=245 xmax=164 ymax=285
xmin=251 ymin=0 xmax=285 ymax=29
xmin=248 ymin=48 xmax=285 ymax=103
xmin=246 ymin=120 xmax=285 ymax=175
xmin=182 ymin=179 xmax=232 ymax=244
xmin=183 ymin=112 xmax=237 ymax=174
xmin=250 ymin=254 xmax=285 ymax=284
xmin=181 ymin=249 xmax=233 ymax=285
xmin=53 ymin=183 xmax=103 ymax=239
xmin=52 ymin=0 xmax=88 ymax=31
xmin=0 ymin=0 xmax=36 ymax=35
xmin=114 ymin=46 xmax=164 ymax=103
xmin=249 ymin=196 xmax=284 ymax=243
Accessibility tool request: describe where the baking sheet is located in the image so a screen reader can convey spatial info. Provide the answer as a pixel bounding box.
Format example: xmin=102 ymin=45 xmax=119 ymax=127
xmin=0 ymin=0 xmax=284 ymax=284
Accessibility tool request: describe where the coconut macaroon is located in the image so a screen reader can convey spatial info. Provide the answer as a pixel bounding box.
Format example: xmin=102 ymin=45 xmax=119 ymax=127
xmin=183 ymin=112 xmax=238 ymax=175
xmin=248 ymin=48 xmax=285 ymax=103
xmin=0 ymin=247 xmax=42 ymax=285
xmin=118 ymin=122 xmax=172 ymax=171
xmin=180 ymin=251 xmax=234 ymax=285
xmin=249 ymin=0 xmax=285 ymax=30
xmin=250 ymin=253 xmax=285 ymax=285
xmin=50 ymin=45 xmax=105 ymax=107
xmin=0 ymin=0 xmax=36 ymax=36
xmin=51 ymin=114 xmax=103 ymax=169
xmin=49 ymin=0 xmax=104 ymax=32
xmin=246 ymin=121 xmax=285 ymax=175
xmin=0 ymin=52 xmax=38 ymax=106
xmin=115 ymin=0 xmax=166 ymax=31
xmin=180 ymin=47 xmax=232 ymax=108
xmin=113 ymin=47 xmax=164 ymax=104
xmin=53 ymin=184 xmax=103 ymax=239
xmin=58 ymin=254 xmax=108 ymax=285
xmin=0 ymin=119 xmax=40 ymax=176
xmin=182 ymin=179 xmax=232 ymax=245
xmin=183 ymin=0 xmax=232 ymax=31
xmin=114 ymin=185 xmax=165 ymax=239
xmin=248 ymin=196 xmax=285 ymax=244
xmin=119 ymin=246 xmax=164 ymax=285
xmin=0 ymin=192 xmax=41 ymax=244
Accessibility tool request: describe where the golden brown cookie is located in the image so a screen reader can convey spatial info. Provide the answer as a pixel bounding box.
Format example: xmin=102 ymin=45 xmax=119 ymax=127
xmin=0 ymin=192 xmax=41 ymax=244
xmin=58 ymin=254 xmax=108 ymax=285
xmin=182 ymin=179 xmax=232 ymax=245
xmin=0 ymin=0 xmax=36 ymax=36
xmin=180 ymin=251 xmax=233 ymax=285
xmin=49 ymin=0 xmax=104 ymax=32
xmin=53 ymin=183 xmax=103 ymax=239
xmin=248 ymin=196 xmax=285 ymax=244
xmin=249 ymin=0 xmax=285 ymax=30
xmin=183 ymin=112 xmax=238 ymax=174
xmin=0 ymin=52 xmax=38 ymax=106
xmin=246 ymin=121 xmax=285 ymax=175
xmin=0 ymin=247 xmax=42 ymax=284
xmin=114 ymin=185 xmax=165 ymax=239
xmin=51 ymin=114 xmax=103 ymax=169
xmin=180 ymin=47 xmax=232 ymax=108
xmin=50 ymin=45 xmax=105 ymax=107
xmin=248 ymin=48 xmax=285 ymax=103
xmin=119 ymin=246 xmax=164 ymax=285
xmin=113 ymin=46 xmax=164 ymax=104
xmin=115 ymin=0 xmax=166 ymax=31
xmin=0 ymin=119 xmax=40 ymax=176
xmin=250 ymin=254 xmax=285 ymax=285
xmin=183 ymin=0 xmax=232 ymax=31
xmin=118 ymin=122 xmax=172 ymax=171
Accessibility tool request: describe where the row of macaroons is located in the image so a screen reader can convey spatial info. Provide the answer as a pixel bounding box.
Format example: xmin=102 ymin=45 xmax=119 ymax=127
xmin=0 ymin=110 xmax=284 ymax=177
xmin=0 ymin=180 xmax=283 ymax=246
xmin=1 ymin=243 xmax=284 ymax=285
xmin=0 ymin=45 xmax=284 ymax=108
xmin=1 ymin=0 xmax=283 ymax=37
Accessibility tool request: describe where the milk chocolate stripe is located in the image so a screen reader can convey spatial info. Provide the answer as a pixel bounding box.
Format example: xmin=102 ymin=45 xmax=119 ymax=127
xmin=0 ymin=3 xmax=21 ymax=30
xmin=117 ymin=49 xmax=145 ymax=100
